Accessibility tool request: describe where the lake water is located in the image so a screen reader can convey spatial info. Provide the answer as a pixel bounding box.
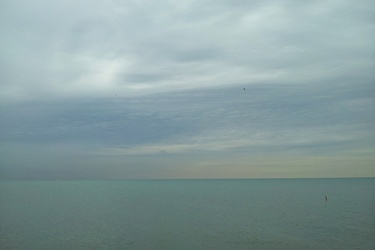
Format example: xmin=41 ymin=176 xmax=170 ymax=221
xmin=1 ymin=178 xmax=374 ymax=249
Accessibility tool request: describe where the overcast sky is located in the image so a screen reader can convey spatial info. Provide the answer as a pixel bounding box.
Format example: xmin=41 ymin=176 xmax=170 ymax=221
xmin=1 ymin=0 xmax=374 ymax=179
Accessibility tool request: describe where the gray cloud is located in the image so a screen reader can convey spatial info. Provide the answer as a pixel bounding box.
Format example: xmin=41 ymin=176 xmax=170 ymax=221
xmin=0 ymin=0 xmax=374 ymax=179
xmin=1 ymin=82 xmax=374 ymax=178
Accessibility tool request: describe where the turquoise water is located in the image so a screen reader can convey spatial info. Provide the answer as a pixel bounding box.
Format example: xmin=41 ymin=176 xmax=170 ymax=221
xmin=1 ymin=178 xmax=374 ymax=249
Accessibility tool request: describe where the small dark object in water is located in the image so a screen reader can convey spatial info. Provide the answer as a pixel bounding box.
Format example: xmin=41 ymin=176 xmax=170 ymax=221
xmin=243 ymin=88 xmax=245 ymax=91
xmin=325 ymin=195 xmax=328 ymax=201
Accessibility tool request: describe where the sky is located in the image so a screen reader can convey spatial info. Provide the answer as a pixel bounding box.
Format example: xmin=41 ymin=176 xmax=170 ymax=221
xmin=0 ymin=0 xmax=374 ymax=179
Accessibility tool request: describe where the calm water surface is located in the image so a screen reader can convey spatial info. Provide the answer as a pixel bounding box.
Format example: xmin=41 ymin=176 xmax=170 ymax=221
xmin=1 ymin=178 xmax=374 ymax=249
